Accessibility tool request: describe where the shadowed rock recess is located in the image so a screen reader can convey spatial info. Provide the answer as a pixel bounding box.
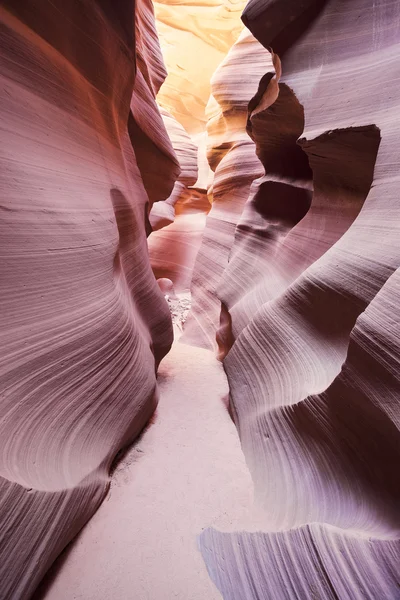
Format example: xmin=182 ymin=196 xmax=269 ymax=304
xmin=0 ymin=0 xmax=399 ymax=599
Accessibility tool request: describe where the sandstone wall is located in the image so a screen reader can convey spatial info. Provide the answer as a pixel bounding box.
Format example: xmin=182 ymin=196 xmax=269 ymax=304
xmin=0 ymin=1 xmax=177 ymax=597
xmin=193 ymin=1 xmax=400 ymax=597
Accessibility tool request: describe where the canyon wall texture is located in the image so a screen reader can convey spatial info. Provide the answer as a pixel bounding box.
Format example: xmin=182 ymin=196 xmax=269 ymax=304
xmin=149 ymin=0 xmax=250 ymax=293
xmin=194 ymin=0 xmax=400 ymax=598
xmin=148 ymin=107 xmax=209 ymax=292
xmin=154 ymin=0 xmax=247 ymax=135
xmin=182 ymin=29 xmax=272 ymax=349
xmin=149 ymin=107 xmax=198 ymax=232
xmin=0 ymin=1 xmax=177 ymax=597
xmin=1 ymin=0 xmax=400 ymax=598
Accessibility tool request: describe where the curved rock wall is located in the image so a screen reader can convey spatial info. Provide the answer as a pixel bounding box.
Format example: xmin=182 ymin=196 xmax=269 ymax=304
xmin=148 ymin=0 xmax=250 ymax=294
xmin=1 ymin=0 xmax=399 ymax=597
xmin=149 ymin=107 xmax=198 ymax=232
xmin=196 ymin=0 xmax=400 ymax=597
xmin=0 ymin=1 xmax=177 ymax=597
xmin=148 ymin=0 xmax=254 ymax=294
xmin=130 ymin=0 xmax=180 ymax=212
xmin=148 ymin=108 xmax=211 ymax=291
xmin=182 ymin=29 xmax=272 ymax=349
xmin=154 ymin=0 xmax=247 ymax=134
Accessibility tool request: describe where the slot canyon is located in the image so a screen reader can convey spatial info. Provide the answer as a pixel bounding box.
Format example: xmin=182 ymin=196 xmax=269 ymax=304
xmin=0 ymin=0 xmax=399 ymax=598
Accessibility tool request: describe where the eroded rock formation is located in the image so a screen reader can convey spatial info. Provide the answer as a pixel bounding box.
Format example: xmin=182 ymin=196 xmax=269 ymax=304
xmin=147 ymin=107 xmax=209 ymax=292
xmin=182 ymin=29 xmax=272 ymax=349
xmin=149 ymin=107 xmax=198 ymax=231
xmin=154 ymin=0 xmax=247 ymax=134
xmin=0 ymin=1 xmax=177 ymax=597
xmin=148 ymin=0 xmax=251 ymax=293
xmin=1 ymin=0 xmax=400 ymax=598
xmin=194 ymin=0 xmax=400 ymax=597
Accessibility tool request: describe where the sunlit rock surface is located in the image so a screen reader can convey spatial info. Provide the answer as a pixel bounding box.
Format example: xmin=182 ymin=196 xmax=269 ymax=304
xmin=149 ymin=107 xmax=198 ymax=231
xmin=196 ymin=0 xmax=400 ymax=597
xmin=0 ymin=1 xmax=176 ymax=597
xmin=149 ymin=185 xmax=211 ymax=292
xmin=148 ymin=107 xmax=209 ymax=292
xmin=182 ymin=29 xmax=272 ymax=349
xmin=130 ymin=0 xmax=180 ymax=210
xmin=154 ymin=0 xmax=247 ymax=134
xmin=1 ymin=0 xmax=400 ymax=598
xmin=149 ymin=0 xmax=251 ymax=293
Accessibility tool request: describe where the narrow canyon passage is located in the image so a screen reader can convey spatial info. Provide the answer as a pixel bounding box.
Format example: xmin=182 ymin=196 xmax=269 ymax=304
xmin=1 ymin=0 xmax=400 ymax=599
xmin=38 ymin=339 xmax=253 ymax=600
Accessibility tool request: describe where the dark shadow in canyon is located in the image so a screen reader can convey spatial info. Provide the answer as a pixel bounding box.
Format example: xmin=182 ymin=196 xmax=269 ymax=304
xmin=242 ymin=0 xmax=330 ymax=59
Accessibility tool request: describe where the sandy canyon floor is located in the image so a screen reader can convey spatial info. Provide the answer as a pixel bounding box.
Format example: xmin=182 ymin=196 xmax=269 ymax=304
xmin=37 ymin=334 xmax=252 ymax=600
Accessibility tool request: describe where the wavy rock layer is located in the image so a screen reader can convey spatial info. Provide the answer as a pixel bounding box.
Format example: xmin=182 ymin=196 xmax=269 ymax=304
xmin=148 ymin=108 xmax=209 ymax=292
xmin=195 ymin=0 xmax=400 ymax=597
xmin=181 ymin=29 xmax=272 ymax=348
xmin=129 ymin=1 xmax=180 ymax=211
xmin=149 ymin=107 xmax=198 ymax=232
xmin=154 ymin=0 xmax=247 ymax=134
xmin=0 ymin=1 xmax=176 ymax=598
xmin=150 ymin=0 xmax=251 ymax=292
xmin=149 ymin=186 xmax=211 ymax=292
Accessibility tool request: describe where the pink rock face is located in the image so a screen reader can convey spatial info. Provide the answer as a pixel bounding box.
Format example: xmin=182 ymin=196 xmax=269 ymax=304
xmin=1 ymin=0 xmax=400 ymax=598
xmin=0 ymin=1 xmax=174 ymax=597
xmin=197 ymin=0 xmax=400 ymax=597
xmin=148 ymin=109 xmax=210 ymax=292
xmin=129 ymin=5 xmax=181 ymax=212
xmin=148 ymin=107 xmax=198 ymax=231
xmin=181 ymin=29 xmax=272 ymax=347
xmin=149 ymin=186 xmax=211 ymax=292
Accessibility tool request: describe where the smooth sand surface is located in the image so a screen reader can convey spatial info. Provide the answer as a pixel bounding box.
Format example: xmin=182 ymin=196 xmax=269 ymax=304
xmin=40 ymin=338 xmax=252 ymax=599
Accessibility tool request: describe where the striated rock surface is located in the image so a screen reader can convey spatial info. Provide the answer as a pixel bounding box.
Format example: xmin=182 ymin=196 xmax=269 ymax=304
xmin=2 ymin=0 xmax=400 ymax=598
xmin=149 ymin=0 xmax=254 ymax=293
xmin=154 ymin=0 xmax=247 ymax=134
xmin=196 ymin=0 xmax=400 ymax=597
xmin=149 ymin=107 xmax=198 ymax=231
xmin=129 ymin=0 xmax=180 ymax=213
xmin=182 ymin=29 xmax=272 ymax=349
xmin=147 ymin=107 xmax=211 ymax=292
xmin=149 ymin=0 xmax=251 ymax=293
xmin=148 ymin=185 xmax=211 ymax=292
xmin=0 ymin=1 xmax=177 ymax=597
